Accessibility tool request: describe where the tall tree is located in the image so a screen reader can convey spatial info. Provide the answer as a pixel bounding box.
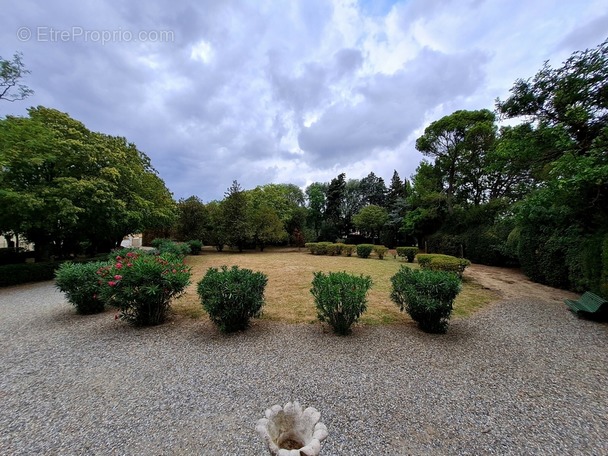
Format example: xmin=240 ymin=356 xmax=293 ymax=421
xmin=360 ymin=171 xmax=387 ymax=207
xmin=222 ymin=180 xmax=250 ymax=252
xmin=353 ymin=204 xmax=388 ymax=241
xmin=175 ymin=196 xmax=208 ymax=242
xmin=0 ymin=107 xmax=175 ymax=257
xmin=305 ymin=182 xmax=327 ymax=240
xmin=323 ymin=173 xmax=346 ymax=239
xmin=415 ymin=109 xmax=496 ymax=212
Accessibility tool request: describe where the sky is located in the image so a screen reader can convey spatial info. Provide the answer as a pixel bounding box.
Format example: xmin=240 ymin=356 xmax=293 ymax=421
xmin=1 ymin=0 xmax=607 ymax=202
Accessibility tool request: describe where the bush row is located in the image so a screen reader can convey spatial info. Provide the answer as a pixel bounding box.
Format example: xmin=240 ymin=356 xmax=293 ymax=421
xmin=55 ymin=257 xmax=463 ymax=335
xmin=305 ymin=242 xmax=389 ymax=259
xmin=0 ymin=255 xmax=109 ymax=288
xmin=150 ymin=238 xmax=202 ymax=256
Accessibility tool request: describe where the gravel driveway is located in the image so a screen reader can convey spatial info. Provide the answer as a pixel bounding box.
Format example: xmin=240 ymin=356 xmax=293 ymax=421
xmin=1 ymin=281 xmax=607 ymax=455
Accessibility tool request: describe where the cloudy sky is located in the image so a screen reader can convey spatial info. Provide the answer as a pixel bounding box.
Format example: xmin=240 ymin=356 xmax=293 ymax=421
xmin=2 ymin=0 xmax=607 ymax=201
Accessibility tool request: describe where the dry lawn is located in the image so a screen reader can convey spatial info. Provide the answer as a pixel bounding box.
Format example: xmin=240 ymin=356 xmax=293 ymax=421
xmin=173 ymin=247 xmax=498 ymax=325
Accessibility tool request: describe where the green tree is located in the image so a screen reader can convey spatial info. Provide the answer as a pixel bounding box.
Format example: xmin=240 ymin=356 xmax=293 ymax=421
xmin=1 ymin=52 xmax=33 ymax=102
xmin=0 ymin=107 xmax=175 ymax=257
xmin=248 ymin=203 xmax=287 ymax=251
xmin=415 ymin=109 xmax=496 ymax=212
xmin=205 ymin=200 xmax=227 ymax=251
xmin=175 ymin=196 xmax=208 ymax=242
xmin=323 ymin=173 xmax=346 ymax=240
xmin=305 ymin=182 xmax=327 ymax=239
xmin=353 ymin=204 xmax=388 ymax=241
xmin=360 ymin=171 xmax=387 ymax=207
xmin=222 ymin=180 xmax=250 ymax=252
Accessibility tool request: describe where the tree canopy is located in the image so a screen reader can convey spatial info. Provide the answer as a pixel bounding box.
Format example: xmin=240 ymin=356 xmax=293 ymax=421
xmin=0 ymin=107 xmax=175 ymax=257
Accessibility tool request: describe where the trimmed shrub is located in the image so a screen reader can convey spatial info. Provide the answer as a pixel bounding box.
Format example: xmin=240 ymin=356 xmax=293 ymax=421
xmin=0 ymin=262 xmax=57 ymax=286
xmin=315 ymin=242 xmax=333 ymax=255
xmin=356 ymin=244 xmax=374 ymax=259
xmin=310 ymin=271 xmax=372 ymax=335
xmin=197 ymin=265 xmax=268 ymax=332
xmin=396 ymin=247 xmax=418 ymax=263
xmin=98 ymin=251 xmax=191 ymax=326
xmin=187 ymin=240 xmax=203 ymax=255
xmin=150 ymin=238 xmax=171 ymax=248
xmin=417 ymin=254 xmax=470 ymax=277
xmin=334 ymin=243 xmax=346 ymax=255
xmin=55 ymin=261 xmax=108 ymax=314
xmin=343 ymin=245 xmax=356 ymax=257
xmin=373 ymin=245 xmax=388 ymax=260
xmin=390 ymin=267 xmax=461 ymax=333
xmin=325 ymin=243 xmax=339 ymax=256
xmin=305 ymin=242 xmax=318 ymax=254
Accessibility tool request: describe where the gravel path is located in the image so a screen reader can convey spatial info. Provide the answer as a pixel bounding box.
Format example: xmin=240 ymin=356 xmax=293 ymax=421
xmin=1 ymin=281 xmax=607 ymax=455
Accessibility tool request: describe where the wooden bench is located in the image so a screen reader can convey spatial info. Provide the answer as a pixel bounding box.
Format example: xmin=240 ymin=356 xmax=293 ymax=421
xmin=565 ymin=291 xmax=608 ymax=317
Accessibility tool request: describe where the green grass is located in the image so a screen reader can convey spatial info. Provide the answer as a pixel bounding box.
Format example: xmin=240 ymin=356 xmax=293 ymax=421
xmin=172 ymin=247 xmax=498 ymax=325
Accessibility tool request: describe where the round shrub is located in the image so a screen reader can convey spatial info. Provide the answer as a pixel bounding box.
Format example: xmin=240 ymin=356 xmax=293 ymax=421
xmin=187 ymin=239 xmax=203 ymax=255
xmin=197 ymin=265 xmax=268 ymax=332
xmin=372 ymin=245 xmax=388 ymax=260
xmin=310 ymin=271 xmax=372 ymax=335
xmin=417 ymin=254 xmax=470 ymax=277
xmin=396 ymin=247 xmax=418 ymax=263
xmin=55 ymin=261 xmax=108 ymax=314
xmin=343 ymin=245 xmax=356 ymax=257
xmin=98 ymin=251 xmax=191 ymax=326
xmin=356 ymin=244 xmax=374 ymax=259
xmin=390 ymin=267 xmax=461 ymax=333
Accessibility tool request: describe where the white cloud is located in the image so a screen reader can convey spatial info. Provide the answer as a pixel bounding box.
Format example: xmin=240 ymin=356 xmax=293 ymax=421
xmin=0 ymin=0 xmax=604 ymax=201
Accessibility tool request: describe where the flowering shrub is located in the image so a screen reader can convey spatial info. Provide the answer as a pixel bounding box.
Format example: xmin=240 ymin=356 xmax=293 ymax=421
xmin=197 ymin=265 xmax=268 ymax=332
xmin=55 ymin=261 xmax=109 ymax=314
xmin=97 ymin=251 xmax=191 ymax=326
xmin=311 ymin=271 xmax=372 ymax=335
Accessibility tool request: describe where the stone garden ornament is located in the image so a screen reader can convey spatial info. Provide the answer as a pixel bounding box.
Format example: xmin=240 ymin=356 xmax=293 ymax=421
xmin=256 ymin=401 xmax=328 ymax=455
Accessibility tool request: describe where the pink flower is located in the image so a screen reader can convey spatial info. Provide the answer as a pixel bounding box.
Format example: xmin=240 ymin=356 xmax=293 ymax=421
xmin=108 ymin=281 xmax=116 ymax=287
xmin=127 ymin=263 xmax=133 ymax=267
xmin=172 ymin=269 xmax=177 ymax=273
xmin=114 ymin=275 xmax=122 ymax=280
xmin=93 ymin=294 xmax=97 ymax=300
xmin=126 ymin=252 xmax=135 ymax=258
xmin=115 ymin=263 xmax=123 ymax=269
xmin=116 ymin=256 xmax=122 ymax=261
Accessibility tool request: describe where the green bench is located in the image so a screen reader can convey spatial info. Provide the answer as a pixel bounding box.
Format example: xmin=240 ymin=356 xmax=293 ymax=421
xmin=565 ymin=292 xmax=608 ymax=317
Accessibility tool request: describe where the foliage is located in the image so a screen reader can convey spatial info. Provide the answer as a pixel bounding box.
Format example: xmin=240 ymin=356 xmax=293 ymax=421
xmin=310 ymin=271 xmax=372 ymax=335
xmin=97 ymin=251 xmax=191 ymax=326
xmin=356 ymin=244 xmax=374 ymax=259
xmin=415 ymin=109 xmax=497 ymax=212
xmin=417 ymin=254 xmax=470 ymax=277
xmin=353 ymin=204 xmax=388 ymax=240
xmin=372 ymin=245 xmax=388 ymax=260
xmin=0 ymin=52 xmax=33 ymax=102
xmin=55 ymin=261 xmax=108 ymax=314
xmin=343 ymin=244 xmax=356 ymax=257
xmin=0 ymin=107 xmax=176 ymax=258
xmin=187 ymin=239 xmax=203 ymax=255
xmin=197 ymin=265 xmax=268 ymax=332
xmin=0 ymin=261 xmax=54 ymax=286
xmin=175 ymin=196 xmax=208 ymax=242
xmin=396 ymin=247 xmax=418 ymax=263
xmin=151 ymin=238 xmax=191 ymax=256
xmin=247 ymin=201 xmax=288 ymax=251
xmin=390 ymin=267 xmax=461 ymax=333
xmin=222 ymin=181 xmax=250 ymax=252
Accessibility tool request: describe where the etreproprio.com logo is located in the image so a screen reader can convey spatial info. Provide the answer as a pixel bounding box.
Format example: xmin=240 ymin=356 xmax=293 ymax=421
xmin=17 ymin=26 xmax=175 ymax=45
